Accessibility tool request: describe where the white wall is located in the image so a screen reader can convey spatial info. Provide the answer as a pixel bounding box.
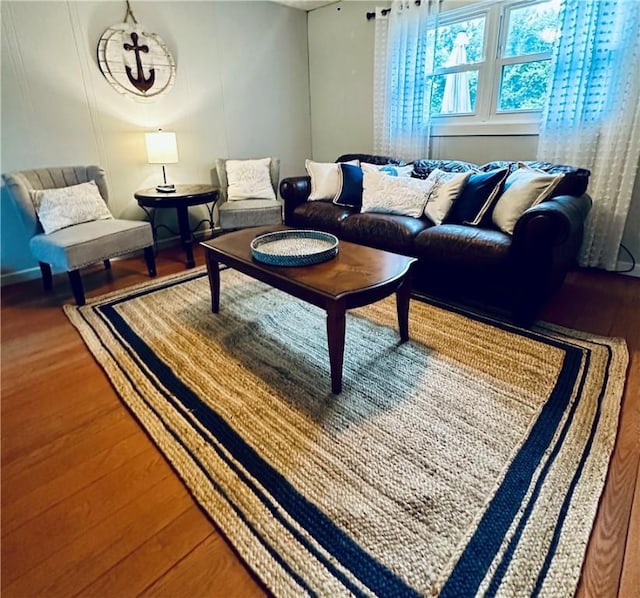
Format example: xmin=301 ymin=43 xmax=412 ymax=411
xmin=1 ymin=0 xmax=311 ymax=281
xmin=307 ymin=0 xmax=640 ymax=270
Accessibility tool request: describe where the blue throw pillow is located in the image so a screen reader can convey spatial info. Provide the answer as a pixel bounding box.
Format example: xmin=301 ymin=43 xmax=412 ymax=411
xmin=333 ymin=163 xmax=364 ymax=209
xmin=445 ymin=167 xmax=509 ymax=226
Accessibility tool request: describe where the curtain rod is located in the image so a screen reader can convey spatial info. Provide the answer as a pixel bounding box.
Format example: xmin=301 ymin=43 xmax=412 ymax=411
xmin=366 ymin=0 xmax=422 ymax=20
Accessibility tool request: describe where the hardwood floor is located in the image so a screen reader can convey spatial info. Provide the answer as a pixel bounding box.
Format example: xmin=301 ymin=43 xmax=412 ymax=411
xmin=2 ymin=244 xmax=639 ymax=597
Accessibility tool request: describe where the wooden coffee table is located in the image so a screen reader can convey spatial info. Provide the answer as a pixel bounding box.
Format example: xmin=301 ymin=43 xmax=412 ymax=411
xmin=201 ymin=226 xmax=417 ymax=394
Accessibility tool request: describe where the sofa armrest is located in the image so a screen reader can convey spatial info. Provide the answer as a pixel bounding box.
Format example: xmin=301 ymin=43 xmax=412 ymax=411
xmin=280 ymin=176 xmax=311 ymax=225
xmin=509 ymin=194 xmax=591 ymax=325
xmin=512 ymin=194 xmax=592 ymax=247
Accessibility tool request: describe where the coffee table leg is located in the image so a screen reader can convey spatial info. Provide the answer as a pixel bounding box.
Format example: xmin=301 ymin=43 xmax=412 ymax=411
xmin=396 ymin=274 xmax=412 ymax=342
xmin=326 ymin=302 xmax=346 ymax=394
xmin=205 ymin=252 xmax=220 ymax=313
xmin=176 ymin=205 xmax=195 ymax=268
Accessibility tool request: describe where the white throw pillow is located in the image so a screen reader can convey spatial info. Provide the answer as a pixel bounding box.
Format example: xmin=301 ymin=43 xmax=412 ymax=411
xmin=226 ymin=158 xmax=276 ymax=201
xmin=305 ymin=159 xmax=359 ymax=201
xmin=31 ymin=180 xmax=113 ymax=235
xmin=492 ymin=164 xmax=564 ymax=234
xmin=422 ymin=169 xmax=471 ymax=225
xmin=361 ymin=166 xmax=434 ymax=218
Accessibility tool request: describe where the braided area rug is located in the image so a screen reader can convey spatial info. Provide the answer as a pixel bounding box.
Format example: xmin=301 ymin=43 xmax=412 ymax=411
xmin=65 ymin=267 xmax=628 ymax=597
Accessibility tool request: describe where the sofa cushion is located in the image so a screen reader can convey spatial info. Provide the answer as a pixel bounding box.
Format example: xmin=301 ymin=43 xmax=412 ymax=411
xmin=413 ymin=224 xmax=512 ymax=268
xmin=289 ymin=200 xmax=354 ymax=235
xmin=337 ymin=153 xmax=406 ymax=166
xmin=411 ymin=159 xmax=478 ymax=179
xmin=340 ymin=213 xmax=431 ymax=255
xmin=479 ymin=160 xmax=590 ymax=198
xmin=445 ymin=168 xmax=509 ymax=226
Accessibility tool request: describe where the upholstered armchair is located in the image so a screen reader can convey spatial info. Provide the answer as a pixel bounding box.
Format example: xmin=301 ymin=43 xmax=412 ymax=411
xmin=215 ymin=157 xmax=282 ymax=230
xmin=4 ymin=165 xmax=156 ymax=305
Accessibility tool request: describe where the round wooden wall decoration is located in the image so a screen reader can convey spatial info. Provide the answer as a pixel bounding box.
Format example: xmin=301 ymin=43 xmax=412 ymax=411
xmin=97 ymin=23 xmax=176 ymax=101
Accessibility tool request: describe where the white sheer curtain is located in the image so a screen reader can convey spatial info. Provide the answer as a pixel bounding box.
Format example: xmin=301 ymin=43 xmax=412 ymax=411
xmin=373 ymin=0 xmax=441 ymax=161
xmin=538 ymin=0 xmax=640 ymax=270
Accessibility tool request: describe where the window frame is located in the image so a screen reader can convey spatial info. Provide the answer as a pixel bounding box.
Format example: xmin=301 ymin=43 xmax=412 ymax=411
xmin=428 ymin=0 xmax=557 ymax=137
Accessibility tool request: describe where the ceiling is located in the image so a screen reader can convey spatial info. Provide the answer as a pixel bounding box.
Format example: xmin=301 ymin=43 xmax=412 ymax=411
xmin=270 ymin=0 xmax=340 ymax=11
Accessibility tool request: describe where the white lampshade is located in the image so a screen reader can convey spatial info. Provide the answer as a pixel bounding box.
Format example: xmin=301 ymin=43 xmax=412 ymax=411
xmin=145 ymin=130 xmax=179 ymax=164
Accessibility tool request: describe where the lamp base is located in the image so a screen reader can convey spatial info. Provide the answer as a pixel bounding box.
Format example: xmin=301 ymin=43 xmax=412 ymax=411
xmin=155 ymin=184 xmax=176 ymax=193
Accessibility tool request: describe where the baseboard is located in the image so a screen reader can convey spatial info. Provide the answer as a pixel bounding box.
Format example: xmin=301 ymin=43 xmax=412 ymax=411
xmin=0 ymin=228 xmax=217 ymax=288
xmin=616 ymin=260 xmax=640 ymax=278
xmin=1 ymin=266 xmax=42 ymax=287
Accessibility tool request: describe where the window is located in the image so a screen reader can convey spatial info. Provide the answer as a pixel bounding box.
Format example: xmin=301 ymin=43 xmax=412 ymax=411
xmin=428 ymin=0 xmax=561 ymax=135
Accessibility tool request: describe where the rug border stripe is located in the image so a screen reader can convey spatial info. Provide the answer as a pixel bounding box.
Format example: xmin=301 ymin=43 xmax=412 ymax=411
xmin=531 ymin=344 xmax=614 ymax=596
xmin=483 ymin=348 xmax=593 ymax=595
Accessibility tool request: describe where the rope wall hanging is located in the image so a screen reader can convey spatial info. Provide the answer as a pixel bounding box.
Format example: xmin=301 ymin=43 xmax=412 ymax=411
xmin=97 ymin=0 xmax=176 ymax=101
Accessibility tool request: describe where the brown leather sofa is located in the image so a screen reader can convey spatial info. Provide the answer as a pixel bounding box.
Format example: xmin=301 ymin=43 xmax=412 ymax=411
xmin=279 ymin=153 xmax=592 ymax=326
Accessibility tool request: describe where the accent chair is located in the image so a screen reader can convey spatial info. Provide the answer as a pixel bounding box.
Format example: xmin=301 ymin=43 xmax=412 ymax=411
xmin=4 ymin=165 xmax=156 ymax=305
xmin=215 ymin=157 xmax=282 ymax=230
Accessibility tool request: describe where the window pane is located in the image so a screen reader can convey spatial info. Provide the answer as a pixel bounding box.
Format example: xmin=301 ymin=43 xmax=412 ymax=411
xmin=503 ymin=1 xmax=561 ymax=58
xmin=434 ymin=17 xmax=485 ymax=69
xmin=431 ymin=70 xmax=478 ymax=115
xmin=498 ymin=60 xmax=550 ymax=111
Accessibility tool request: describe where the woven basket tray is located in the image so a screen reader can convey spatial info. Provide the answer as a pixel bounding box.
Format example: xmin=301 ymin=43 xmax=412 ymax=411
xmin=250 ymin=230 xmax=339 ymax=267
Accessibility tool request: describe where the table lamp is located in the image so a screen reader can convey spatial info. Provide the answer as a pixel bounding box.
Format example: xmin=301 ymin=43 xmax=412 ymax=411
xmin=145 ymin=129 xmax=178 ymax=192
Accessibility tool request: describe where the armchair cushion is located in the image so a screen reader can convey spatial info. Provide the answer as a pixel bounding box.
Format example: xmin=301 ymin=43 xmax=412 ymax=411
xmin=218 ymin=199 xmax=282 ymax=229
xmin=31 ymin=180 xmax=112 ymax=234
xmin=29 ymin=218 xmax=153 ymax=270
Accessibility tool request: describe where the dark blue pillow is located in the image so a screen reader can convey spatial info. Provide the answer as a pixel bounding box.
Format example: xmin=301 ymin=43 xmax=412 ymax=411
xmin=333 ymin=163 xmax=363 ymax=209
xmin=445 ymin=168 xmax=509 ymax=226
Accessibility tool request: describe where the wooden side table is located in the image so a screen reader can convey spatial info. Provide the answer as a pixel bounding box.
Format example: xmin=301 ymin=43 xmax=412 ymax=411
xmin=135 ymin=184 xmax=219 ymax=268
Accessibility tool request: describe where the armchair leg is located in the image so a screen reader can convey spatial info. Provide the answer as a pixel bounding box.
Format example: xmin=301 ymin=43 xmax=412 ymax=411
xmin=39 ymin=262 xmax=53 ymax=291
xmin=67 ymin=270 xmax=86 ymax=306
xmin=103 ymin=259 xmax=111 ymax=270
xmin=144 ymin=246 xmax=157 ymax=277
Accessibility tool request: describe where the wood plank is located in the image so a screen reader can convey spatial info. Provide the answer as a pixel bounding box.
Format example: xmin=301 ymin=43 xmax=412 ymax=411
xmin=3 ymin=470 xmax=190 ymax=597
xmin=1 ymin=408 xmax=138 ymax=503
xmin=1 ymin=390 xmax=121 ymax=467
xmin=1 ymin=429 xmax=148 ymax=536
xmin=2 ymin=448 xmax=168 ymax=585
xmin=80 ymin=506 xmax=215 ymax=597
xmin=139 ymin=533 xmax=265 ymax=598
xmin=619 ymin=454 xmax=640 ymax=597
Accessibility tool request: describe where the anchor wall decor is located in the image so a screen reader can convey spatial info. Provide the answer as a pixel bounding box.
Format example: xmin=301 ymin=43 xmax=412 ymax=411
xmin=97 ymin=1 xmax=175 ymax=100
